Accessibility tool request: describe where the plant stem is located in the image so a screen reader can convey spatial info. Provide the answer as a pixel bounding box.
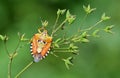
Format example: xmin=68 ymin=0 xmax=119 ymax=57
xmin=8 ymin=38 xmax=21 ymax=78
xmin=3 ymin=40 xmax=12 ymax=78
xmin=15 ymin=61 xmax=34 ymax=78
xmin=51 ymin=19 xmax=67 ymax=37
xmin=81 ymin=20 xmax=103 ymax=31
xmin=50 ymin=52 xmax=59 ymax=57
xmin=8 ymin=57 xmax=12 ymax=78
xmin=51 ymin=14 xmax=60 ymax=37
xmin=53 ymin=51 xmax=72 ymax=53
xmin=4 ymin=41 xmax=10 ymax=57
xmin=78 ymin=14 xmax=88 ymax=31
xmin=53 ymin=48 xmax=69 ymax=50
xmin=88 ymin=20 xmax=103 ymax=30
xmin=12 ymin=38 xmax=21 ymax=56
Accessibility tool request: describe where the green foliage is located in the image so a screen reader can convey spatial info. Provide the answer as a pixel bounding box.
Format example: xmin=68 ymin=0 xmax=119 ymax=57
xmin=83 ymin=4 xmax=96 ymax=14
xmin=104 ymin=25 xmax=114 ymax=34
xmin=41 ymin=20 xmax=49 ymax=27
xmin=101 ymin=13 xmax=111 ymax=21
xmin=18 ymin=33 xmax=29 ymax=41
xmin=0 ymin=4 xmax=114 ymax=78
xmin=50 ymin=5 xmax=113 ymax=69
xmin=92 ymin=29 xmax=100 ymax=37
xmin=0 ymin=35 xmax=8 ymax=41
xmin=62 ymin=57 xmax=73 ymax=69
xmin=66 ymin=10 xmax=76 ymax=24
xmin=57 ymin=9 xmax=66 ymax=15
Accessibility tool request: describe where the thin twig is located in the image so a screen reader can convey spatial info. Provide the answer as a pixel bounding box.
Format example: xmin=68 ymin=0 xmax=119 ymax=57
xmin=51 ymin=19 xmax=67 ymax=37
xmin=51 ymin=14 xmax=60 ymax=37
xmin=81 ymin=20 xmax=103 ymax=32
xmin=53 ymin=51 xmax=72 ymax=53
xmin=12 ymin=38 xmax=21 ymax=56
xmin=4 ymin=41 xmax=10 ymax=57
xmin=53 ymin=48 xmax=69 ymax=50
xmin=78 ymin=14 xmax=88 ymax=31
xmin=87 ymin=20 xmax=103 ymax=30
xmin=15 ymin=61 xmax=34 ymax=78
xmin=3 ymin=41 xmax=11 ymax=78
xmin=8 ymin=37 xmax=21 ymax=78
xmin=8 ymin=58 xmax=12 ymax=78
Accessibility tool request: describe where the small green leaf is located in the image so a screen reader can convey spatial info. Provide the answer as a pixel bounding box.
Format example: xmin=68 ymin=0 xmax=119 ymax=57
xmin=101 ymin=13 xmax=111 ymax=21
xmin=68 ymin=43 xmax=78 ymax=53
xmin=62 ymin=57 xmax=73 ymax=69
xmin=52 ymin=42 xmax=59 ymax=48
xmin=81 ymin=32 xmax=87 ymax=37
xmin=52 ymin=38 xmax=62 ymax=48
xmin=66 ymin=10 xmax=76 ymax=24
xmin=54 ymin=43 xmax=59 ymax=48
xmin=55 ymin=38 xmax=61 ymax=43
xmin=0 ymin=35 xmax=5 ymax=40
xmin=0 ymin=35 xmax=8 ymax=41
xmin=66 ymin=10 xmax=71 ymax=19
xmin=92 ymin=29 xmax=100 ymax=37
xmin=104 ymin=25 xmax=114 ymax=34
xmin=72 ymin=50 xmax=79 ymax=55
xmin=81 ymin=38 xmax=89 ymax=43
xmin=83 ymin=4 xmax=96 ymax=14
xmin=21 ymin=34 xmax=26 ymax=41
xmin=81 ymin=32 xmax=90 ymax=38
xmin=57 ymin=9 xmax=66 ymax=15
xmin=69 ymin=43 xmax=78 ymax=49
xmin=57 ymin=9 xmax=61 ymax=15
xmin=41 ymin=20 xmax=48 ymax=27
xmin=68 ymin=16 xmax=76 ymax=24
xmin=18 ymin=33 xmax=29 ymax=41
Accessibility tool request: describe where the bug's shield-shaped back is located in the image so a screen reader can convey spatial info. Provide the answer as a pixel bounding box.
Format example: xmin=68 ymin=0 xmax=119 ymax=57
xmin=30 ymin=30 xmax=52 ymax=62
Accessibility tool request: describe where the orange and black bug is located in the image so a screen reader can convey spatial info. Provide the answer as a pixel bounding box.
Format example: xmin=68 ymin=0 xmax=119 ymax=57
xmin=30 ymin=30 xmax=52 ymax=62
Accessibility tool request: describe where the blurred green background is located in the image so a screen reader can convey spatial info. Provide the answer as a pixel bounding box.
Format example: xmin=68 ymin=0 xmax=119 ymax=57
xmin=0 ymin=0 xmax=120 ymax=78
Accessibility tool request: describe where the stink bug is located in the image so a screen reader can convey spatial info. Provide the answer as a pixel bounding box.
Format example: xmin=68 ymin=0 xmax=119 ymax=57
xmin=30 ymin=30 xmax=52 ymax=62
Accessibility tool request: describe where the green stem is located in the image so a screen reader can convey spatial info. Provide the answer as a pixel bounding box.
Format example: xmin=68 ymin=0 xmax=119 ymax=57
xmin=53 ymin=48 xmax=69 ymax=50
xmin=4 ymin=41 xmax=10 ymax=57
xmin=8 ymin=58 xmax=12 ymax=78
xmin=50 ymin=52 xmax=59 ymax=57
xmin=53 ymin=51 xmax=72 ymax=53
xmin=8 ymin=37 xmax=21 ymax=78
xmin=51 ymin=19 xmax=67 ymax=37
xmin=88 ymin=20 xmax=103 ymax=30
xmin=15 ymin=61 xmax=34 ymax=78
xmin=3 ymin=41 xmax=12 ymax=78
xmin=81 ymin=20 xmax=103 ymax=31
xmin=78 ymin=14 xmax=88 ymax=31
xmin=12 ymin=38 xmax=21 ymax=56
xmin=51 ymin=14 xmax=60 ymax=36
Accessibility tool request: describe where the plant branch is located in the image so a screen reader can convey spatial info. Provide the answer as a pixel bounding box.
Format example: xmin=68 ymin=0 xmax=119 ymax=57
xmin=15 ymin=61 xmax=34 ymax=78
xmin=51 ymin=19 xmax=67 ymax=37
xmin=4 ymin=41 xmax=10 ymax=57
xmin=78 ymin=14 xmax=88 ymax=31
xmin=88 ymin=20 xmax=103 ymax=30
xmin=8 ymin=58 xmax=12 ymax=78
xmin=51 ymin=14 xmax=60 ymax=36
xmin=53 ymin=51 xmax=73 ymax=53
xmin=81 ymin=20 xmax=103 ymax=31
xmin=8 ymin=37 xmax=21 ymax=78
xmin=53 ymin=48 xmax=69 ymax=50
xmin=12 ymin=38 xmax=21 ymax=56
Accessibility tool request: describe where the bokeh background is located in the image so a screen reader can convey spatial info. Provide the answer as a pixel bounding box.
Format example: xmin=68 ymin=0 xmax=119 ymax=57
xmin=0 ymin=0 xmax=120 ymax=78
